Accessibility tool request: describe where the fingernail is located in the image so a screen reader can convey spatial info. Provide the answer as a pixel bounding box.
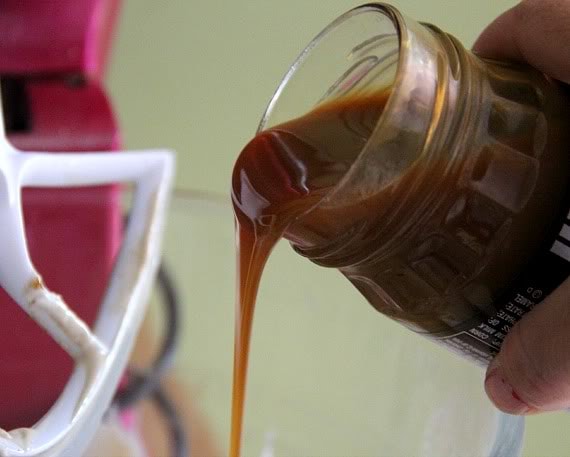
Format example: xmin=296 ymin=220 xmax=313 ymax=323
xmin=485 ymin=358 xmax=531 ymax=415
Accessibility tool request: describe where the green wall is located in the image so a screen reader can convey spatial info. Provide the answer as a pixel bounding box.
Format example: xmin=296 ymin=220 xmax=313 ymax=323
xmin=108 ymin=1 xmax=570 ymax=456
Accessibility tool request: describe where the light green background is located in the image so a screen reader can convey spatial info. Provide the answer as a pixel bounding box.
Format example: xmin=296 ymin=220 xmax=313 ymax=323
xmin=108 ymin=1 xmax=570 ymax=456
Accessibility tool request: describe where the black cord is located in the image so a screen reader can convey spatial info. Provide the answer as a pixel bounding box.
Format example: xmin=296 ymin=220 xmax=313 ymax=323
xmin=114 ymin=264 xmax=180 ymax=408
xmin=152 ymin=382 xmax=190 ymax=457
xmin=118 ymin=371 xmax=189 ymax=457
xmin=113 ymin=261 xmax=189 ymax=457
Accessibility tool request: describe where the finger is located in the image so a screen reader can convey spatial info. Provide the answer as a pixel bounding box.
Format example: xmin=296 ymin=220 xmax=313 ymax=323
xmin=473 ymin=0 xmax=570 ymax=84
xmin=484 ymin=277 xmax=570 ymax=414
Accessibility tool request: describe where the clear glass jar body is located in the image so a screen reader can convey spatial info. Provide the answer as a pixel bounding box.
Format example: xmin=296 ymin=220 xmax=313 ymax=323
xmin=261 ymin=3 xmax=570 ymax=365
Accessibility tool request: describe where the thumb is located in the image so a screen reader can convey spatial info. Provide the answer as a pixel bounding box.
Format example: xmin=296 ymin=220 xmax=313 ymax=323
xmin=473 ymin=0 xmax=570 ymax=85
xmin=485 ymin=277 xmax=570 ymax=415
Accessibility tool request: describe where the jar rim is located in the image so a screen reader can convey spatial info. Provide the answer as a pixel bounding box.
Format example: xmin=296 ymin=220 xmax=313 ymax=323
xmin=258 ymin=3 xmax=405 ymax=135
xmin=257 ymin=2 xmax=449 ymax=214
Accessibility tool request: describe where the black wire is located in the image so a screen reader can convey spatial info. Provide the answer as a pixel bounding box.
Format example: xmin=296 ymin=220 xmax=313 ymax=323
xmin=118 ymin=371 xmax=189 ymax=457
xmin=112 ymin=261 xmax=189 ymax=457
xmin=114 ymin=263 xmax=180 ymax=408
xmin=152 ymin=382 xmax=190 ymax=457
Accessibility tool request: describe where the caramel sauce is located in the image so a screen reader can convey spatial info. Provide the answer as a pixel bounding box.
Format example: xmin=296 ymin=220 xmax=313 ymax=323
xmin=230 ymin=91 xmax=390 ymax=457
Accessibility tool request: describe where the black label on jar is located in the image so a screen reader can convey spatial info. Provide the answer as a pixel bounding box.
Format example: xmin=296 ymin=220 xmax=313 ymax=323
xmin=438 ymin=208 xmax=570 ymax=367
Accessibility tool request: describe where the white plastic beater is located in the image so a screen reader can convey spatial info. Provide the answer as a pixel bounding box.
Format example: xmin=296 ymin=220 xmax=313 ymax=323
xmin=0 ymin=93 xmax=174 ymax=456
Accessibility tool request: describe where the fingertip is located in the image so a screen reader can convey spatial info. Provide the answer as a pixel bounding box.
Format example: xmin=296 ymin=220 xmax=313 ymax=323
xmin=472 ymin=4 xmax=522 ymax=61
xmin=486 ymin=278 xmax=570 ymax=414
xmin=484 ymin=357 xmax=535 ymax=415
xmin=473 ymin=0 xmax=570 ymax=83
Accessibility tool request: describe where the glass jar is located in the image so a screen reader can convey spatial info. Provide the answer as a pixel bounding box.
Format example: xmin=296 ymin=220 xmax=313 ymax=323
xmin=259 ymin=3 xmax=570 ymax=366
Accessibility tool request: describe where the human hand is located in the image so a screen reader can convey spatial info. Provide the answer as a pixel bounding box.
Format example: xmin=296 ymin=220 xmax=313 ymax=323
xmin=473 ymin=0 xmax=570 ymax=415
